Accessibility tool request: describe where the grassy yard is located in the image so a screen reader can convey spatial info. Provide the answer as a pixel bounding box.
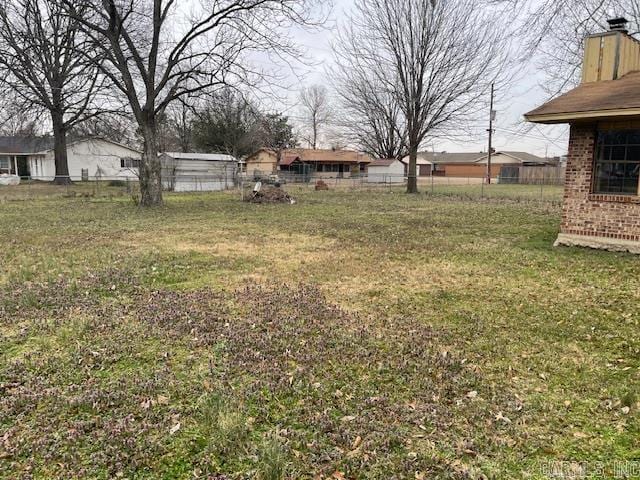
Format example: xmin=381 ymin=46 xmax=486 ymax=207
xmin=1 ymin=188 xmax=638 ymax=479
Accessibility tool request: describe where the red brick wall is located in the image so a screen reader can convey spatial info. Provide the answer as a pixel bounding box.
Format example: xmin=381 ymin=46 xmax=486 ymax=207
xmin=443 ymin=164 xmax=502 ymax=177
xmin=561 ymin=124 xmax=640 ymax=241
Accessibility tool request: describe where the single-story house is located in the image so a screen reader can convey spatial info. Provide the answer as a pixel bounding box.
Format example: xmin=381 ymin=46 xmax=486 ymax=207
xmin=0 ymin=136 xmax=140 ymax=181
xmin=525 ymin=17 xmax=640 ymax=253
xmin=244 ymin=148 xmax=372 ymax=178
xmin=367 ymin=158 xmax=405 ymax=183
xmin=160 ymin=152 xmax=237 ymax=192
xmin=242 ymin=148 xmax=279 ymax=176
xmin=405 ymin=151 xmax=550 ymax=178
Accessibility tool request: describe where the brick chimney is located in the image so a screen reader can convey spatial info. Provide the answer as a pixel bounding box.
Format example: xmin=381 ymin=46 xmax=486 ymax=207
xmin=582 ymin=17 xmax=640 ymax=83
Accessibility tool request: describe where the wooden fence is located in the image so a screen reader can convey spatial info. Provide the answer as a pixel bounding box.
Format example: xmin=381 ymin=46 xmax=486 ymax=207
xmin=499 ymin=165 xmax=566 ymax=185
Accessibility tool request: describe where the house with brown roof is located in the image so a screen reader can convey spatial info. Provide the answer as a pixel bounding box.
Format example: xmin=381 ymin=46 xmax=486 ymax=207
xmin=406 ymin=151 xmax=549 ymax=178
xmin=243 ymin=148 xmax=372 ymax=179
xmin=526 ymin=17 xmax=640 ymax=253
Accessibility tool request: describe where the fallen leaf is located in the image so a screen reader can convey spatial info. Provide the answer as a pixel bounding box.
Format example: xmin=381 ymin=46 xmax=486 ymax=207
xmin=495 ymin=411 xmax=511 ymax=424
xmin=169 ymin=422 xmax=181 ymax=435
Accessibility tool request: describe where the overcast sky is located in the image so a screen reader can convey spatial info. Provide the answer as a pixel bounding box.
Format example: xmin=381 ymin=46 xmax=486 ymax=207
xmin=271 ymin=0 xmax=570 ymax=158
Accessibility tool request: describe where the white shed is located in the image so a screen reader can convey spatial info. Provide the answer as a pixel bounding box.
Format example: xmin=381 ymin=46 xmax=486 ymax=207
xmin=367 ymin=159 xmax=405 ymax=183
xmin=160 ymin=152 xmax=238 ymax=192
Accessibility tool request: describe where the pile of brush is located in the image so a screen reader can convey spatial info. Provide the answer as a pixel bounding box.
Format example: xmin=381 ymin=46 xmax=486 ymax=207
xmin=247 ymin=184 xmax=296 ymax=204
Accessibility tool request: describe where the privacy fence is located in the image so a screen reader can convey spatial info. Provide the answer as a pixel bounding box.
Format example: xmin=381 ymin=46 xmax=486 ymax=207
xmin=498 ymin=165 xmax=566 ymax=185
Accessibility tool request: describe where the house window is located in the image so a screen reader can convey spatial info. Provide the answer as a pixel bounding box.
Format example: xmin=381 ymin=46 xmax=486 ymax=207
xmin=593 ymin=130 xmax=640 ymax=195
xmin=0 ymin=155 xmax=9 ymax=172
xmin=121 ymin=157 xmax=140 ymax=169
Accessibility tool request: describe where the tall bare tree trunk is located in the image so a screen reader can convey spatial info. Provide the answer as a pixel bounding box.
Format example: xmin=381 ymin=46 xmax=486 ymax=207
xmin=407 ymin=144 xmax=419 ymax=194
xmin=312 ymin=119 xmax=317 ymax=149
xmin=140 ymin=122 xmax=163 ymax=206
xmin=52 ymin=110 xmax=72 ymax=185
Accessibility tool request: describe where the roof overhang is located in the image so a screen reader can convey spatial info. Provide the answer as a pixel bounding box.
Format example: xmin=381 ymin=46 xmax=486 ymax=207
xmin=285 ymin=158 xmax=365 ymax=164
xmin=0 ymin=152 xmax=39 ymax=156
xmin=526 ymin=108 xmax=640 ymax=124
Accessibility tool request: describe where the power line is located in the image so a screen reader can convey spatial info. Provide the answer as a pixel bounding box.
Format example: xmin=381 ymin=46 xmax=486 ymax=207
xmin=494 ymin=127 xmax=568 ymax=150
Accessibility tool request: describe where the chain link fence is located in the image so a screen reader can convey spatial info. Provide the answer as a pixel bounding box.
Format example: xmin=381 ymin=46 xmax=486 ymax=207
xmin=240 ymin=172 xmax=565 ymax=203
xmin=0 ymin=172 xmax=565 ymax=204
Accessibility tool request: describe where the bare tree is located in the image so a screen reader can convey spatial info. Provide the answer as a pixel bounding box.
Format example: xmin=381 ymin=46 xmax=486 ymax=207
xmin=64 ymin=0 xmax=326 ymax=206
xmin=167 ymin=102 xmax=194 ymax=154
xmin=0 ymin=94 xmax=43 ymax=137
xmin=70 ymin=113 xmax=139 ymax=146
xmin=0 ymin=0 xmax=109 ymax=184
xmin=337 ymin=0 xmax=511 ymax=193
xmin=299 ymin=84 xmax=331 ymax=149
xmin=331 ymin=64 xmax=407 ymax=159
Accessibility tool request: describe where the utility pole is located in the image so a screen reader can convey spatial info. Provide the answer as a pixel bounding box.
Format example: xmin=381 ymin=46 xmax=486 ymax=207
xmin=486 ymin=83 xmax=495 ymax=185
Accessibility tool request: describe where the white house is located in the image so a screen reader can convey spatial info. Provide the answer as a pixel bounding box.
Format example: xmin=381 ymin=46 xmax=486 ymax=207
xmin=160 ymin=152 xmax=237 ymax=192
xmin=0 ymin=136 xmax=141 ymax=181
xmin=367 ymin=158 xmax=406 ymax=183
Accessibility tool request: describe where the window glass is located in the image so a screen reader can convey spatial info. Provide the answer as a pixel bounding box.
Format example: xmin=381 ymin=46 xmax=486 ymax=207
xmin=627 ymin=131 xmax=640 ymax=144
xmin=121 ymin=157 xmax=140 ymax=169
xmin=0 ymin=155 xmax=9 ymax=170
xmin=594 ymin=130 xmax=640 ymax=195
xmin=610 ymin=146 xmax=626 ymax=160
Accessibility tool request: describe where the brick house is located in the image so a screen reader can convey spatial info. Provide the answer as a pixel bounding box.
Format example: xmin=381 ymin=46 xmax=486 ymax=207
xmin=243 ymin=148 xmax=371 ymax=178
xmin=526 ymin=17 xmax=640 ymax=253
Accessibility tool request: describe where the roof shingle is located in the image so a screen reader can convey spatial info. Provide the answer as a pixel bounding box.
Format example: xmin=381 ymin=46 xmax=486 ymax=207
xmin=525 ymin=71 xmax=640 ymax=123
xmin=0 ymin=136 xmax=54 ymax=154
